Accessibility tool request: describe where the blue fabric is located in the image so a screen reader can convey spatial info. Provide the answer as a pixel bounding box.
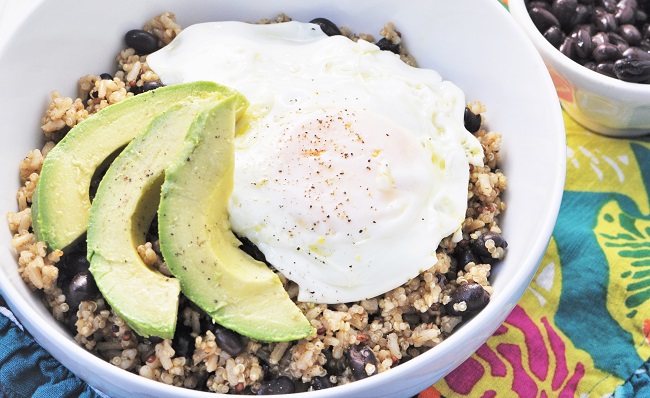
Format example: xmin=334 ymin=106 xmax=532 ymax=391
xmin=0 ymin=295 xmax=101 ymax=398
xmin=615 ymin=361 xmax=650 ymax=398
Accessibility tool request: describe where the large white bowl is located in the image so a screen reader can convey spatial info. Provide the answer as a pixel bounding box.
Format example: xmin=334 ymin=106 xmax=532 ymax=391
xmin=0 ymin=0 xmax=566 ymax=397
xmin=510 ymin=0 xmax=650 ymax=137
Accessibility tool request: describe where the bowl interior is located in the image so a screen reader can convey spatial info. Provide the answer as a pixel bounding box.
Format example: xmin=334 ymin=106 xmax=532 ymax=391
xmin=0 ymin=0 xmax=566 ymax=397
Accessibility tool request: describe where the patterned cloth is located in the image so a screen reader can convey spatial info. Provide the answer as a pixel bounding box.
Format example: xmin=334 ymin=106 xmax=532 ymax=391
xmin=425 ymin=112 xmax=650 ymax=398
xmin=0 ymin=296 xmax=103 ymax=398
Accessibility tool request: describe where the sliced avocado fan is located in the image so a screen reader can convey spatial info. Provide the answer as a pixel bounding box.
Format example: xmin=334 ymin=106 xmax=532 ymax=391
xmin=158 ymin=95 xmax=314 ymax=342
xmin=33 ymin=82 xmax=239 ymax=251
xmin=87 ymin=87 xmax=247 ymax=339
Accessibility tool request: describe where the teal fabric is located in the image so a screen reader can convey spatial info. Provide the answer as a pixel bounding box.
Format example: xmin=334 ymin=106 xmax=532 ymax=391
xmin=615 ymin=361 xmax=650 ymax=398
xmin=554 ymin=191 xmax=646 ymax=380
xmin=0 ymin=295 xmax=101 ymax=398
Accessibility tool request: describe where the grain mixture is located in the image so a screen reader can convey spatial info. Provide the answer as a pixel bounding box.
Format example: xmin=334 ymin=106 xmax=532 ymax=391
xmin=7 ymin=12 xmax=507 ymax=394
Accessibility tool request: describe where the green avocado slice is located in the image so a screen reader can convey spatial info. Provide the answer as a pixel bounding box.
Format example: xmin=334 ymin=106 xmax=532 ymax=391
xmin=33 ymin=82 xmax=239 ymax=251
xmin=158 ymin=96 xmax=314 ymax=342
xmin=87 ymin=89 xmax=247 ymax=339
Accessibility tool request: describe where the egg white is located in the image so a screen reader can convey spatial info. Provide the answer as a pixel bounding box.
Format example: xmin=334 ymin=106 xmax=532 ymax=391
xmin=147 ymin=21 xmax=484 ymax=303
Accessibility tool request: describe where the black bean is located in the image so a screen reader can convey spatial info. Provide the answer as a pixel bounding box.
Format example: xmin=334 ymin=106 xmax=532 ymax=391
xmin=309 ymin=18 xmax=342 ymax=36
xmin=594 ymin=8 xmax=619 ymax=31
xmin=463 ymin=107 xmax=482 ymax=133
xmin=444 ymin=284 xmax=491 ymax=316
xmin=257 ymin=377 xmax=295 ymax=395
xmin=124 ymin=29 xmax=159 ymax=55
xmin=616 ymin=2 xmax=637 ymax=24
xmin=643 ymin=23 xmax=650 ymax=38
xmin=291 ymin=381 xmax=310 ymax=394
xmin=560 ymin=36 xmax=578 ymax=59
xmin=64 ymin=271 xmax=99 ymax=314
xmin=593 ymin=42 xmax=624 ymax=60
xmin=530 ymin=7 xmax=563 ymax=32
xmin=599 ymin=0 xmax=618 ymax=12
xmin=545 ymin=25 xmax=567 ymax=47
xmin=470 ymin=232 xmax=508 ymax=259
xmin=572 ymin=23 xmax=598 ymax=36
xmin=146 ymin=336 xmax=164 ymax=346
xmin=530 ymin=1 xmax=552 ymax=6
xmin=575 ymin=26 xmax=595 ymax=57
xmin=614 ymin=57 xmax=650 ymax=80
xmin=215 ymin=327 xmax=245 ymax=357
xmin=200 ymin=319 xmax=245 ymax=357
xmin=99 ymin=73 xmax=113 ymax=80
xmin=552 ymin=0 xmax=579 ymax=29
xmin=311 ymin=376 xmax=333 ymax=390
xmin=142 ymin=81 xmax=165 ymax=92
xmin=253 ymin=346 xmax=272 ymax=365
xmin=346 ymin=345 xmax=378 ymax=380
xmin=619 ymin=23 xmax=644 ymax=42
xmin=592 ymin=31 xmax=611 ymax=46
xmin=623 ymin=45 xmax=650 ymax=58
xmin=238 ymin=236 xmax=267 ymax=263
xmin=609 ymin=31 xmax=632 ymax=50
xmin=402 ymin=313 xmax=421 ymax=327
xmin=620 ymin=0 xmax=639 ymax=8
xmin=323 ymin=349 xmax=347 ymax=375
xmin=172 ymin=321 xmax=193 ymax=358
xmin=583 ymin=61 xmax=598 ymax=69
xmin=57 ymin=251 xmax=90 ymax=285
xmin=456 ymin=247 xmax=480 ymax=267
xmin=376 ymin=38 xmax=400 ymax=54
xmin=444 ymin=264 xmax=458 ymax=281
xmin=573 ymin=4 xmax=594 ymax=25
xmin=133 ymin=82 xmax=165 ymax=96
xmin=636 ymin=9 xmax=648 ymax=23
xmin=620 ymin=0 xmax=639 ymax=7
xmin=596 ymin=61 xmax=618 ymax=75
xmin=529 ymin=0 xmax=552 ymax=10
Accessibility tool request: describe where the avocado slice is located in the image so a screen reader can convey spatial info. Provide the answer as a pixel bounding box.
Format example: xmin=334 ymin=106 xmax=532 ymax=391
xmin=33 ymin=82 xmax=238 ymax=251
xmin=158 ymin=96 xmax=314 ymax=342
xmin=87 ymin=89 xmax=247 ymax=339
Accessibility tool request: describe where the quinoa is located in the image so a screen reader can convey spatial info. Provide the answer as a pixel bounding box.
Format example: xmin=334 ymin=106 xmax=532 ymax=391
xmin=7 ymin=12 xmax=507 ymax=394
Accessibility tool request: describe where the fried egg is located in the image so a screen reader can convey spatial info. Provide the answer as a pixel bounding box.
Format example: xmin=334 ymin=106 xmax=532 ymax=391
xmin=147 ymin=21 xmax=484 ymax=303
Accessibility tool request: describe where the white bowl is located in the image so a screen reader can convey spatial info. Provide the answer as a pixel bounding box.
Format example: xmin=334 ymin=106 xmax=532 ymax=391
xmin=0 ymin=0 xmax=566 ymax=397
xmin=509 ymin=0 xmax=650 ymax=137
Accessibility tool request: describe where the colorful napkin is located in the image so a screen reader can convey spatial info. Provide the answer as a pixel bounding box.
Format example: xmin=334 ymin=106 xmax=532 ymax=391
xmin=424 ymin=112 xmax=650 ymax=398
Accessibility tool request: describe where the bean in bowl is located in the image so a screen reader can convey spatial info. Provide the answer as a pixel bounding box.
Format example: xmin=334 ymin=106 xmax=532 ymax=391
xmin=526 ymin=0 xmax=650 ymax=82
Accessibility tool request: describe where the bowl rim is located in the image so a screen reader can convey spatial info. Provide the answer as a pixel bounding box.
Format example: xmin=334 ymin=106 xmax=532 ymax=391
xmin=0 ymin=0 xmax=567 ymax=397
xmin=509 ymin=0 xmax=650 ymax=95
